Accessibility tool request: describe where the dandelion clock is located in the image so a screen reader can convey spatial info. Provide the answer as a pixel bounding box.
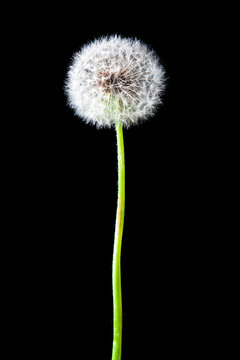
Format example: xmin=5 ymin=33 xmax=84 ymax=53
xmin=65 ymin=35 xmax=165 ymax=360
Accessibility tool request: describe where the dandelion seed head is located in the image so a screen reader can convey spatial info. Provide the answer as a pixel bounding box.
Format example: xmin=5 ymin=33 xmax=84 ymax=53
xmin=65 ymin=35 xmax=165 ymax=128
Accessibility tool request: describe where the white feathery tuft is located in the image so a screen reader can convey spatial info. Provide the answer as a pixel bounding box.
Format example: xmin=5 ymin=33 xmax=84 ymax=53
xmin=65 ymin=35 xmax=166 ymax=128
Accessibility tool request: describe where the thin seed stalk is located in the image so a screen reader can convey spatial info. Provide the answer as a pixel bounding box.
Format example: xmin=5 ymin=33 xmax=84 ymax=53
xmin=112 ymin=123 xmax=125 ymax=360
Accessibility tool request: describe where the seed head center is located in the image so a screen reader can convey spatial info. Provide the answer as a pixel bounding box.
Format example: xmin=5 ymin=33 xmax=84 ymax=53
xmin=97 ymin=69 xmax=130 ymax=94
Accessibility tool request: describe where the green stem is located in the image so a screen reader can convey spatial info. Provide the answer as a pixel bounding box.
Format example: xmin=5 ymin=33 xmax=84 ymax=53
xmin=112 ymin=123 xmax=125 ymax=360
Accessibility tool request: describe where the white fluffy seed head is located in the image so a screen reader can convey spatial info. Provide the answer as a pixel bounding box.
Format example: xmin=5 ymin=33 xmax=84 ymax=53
xmin=65 ymin=35 xmax=165 ymax=128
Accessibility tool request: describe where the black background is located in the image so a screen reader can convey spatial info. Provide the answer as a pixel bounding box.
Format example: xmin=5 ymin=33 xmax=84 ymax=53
xmin=5 ymin=2 xmax=228 ymax=359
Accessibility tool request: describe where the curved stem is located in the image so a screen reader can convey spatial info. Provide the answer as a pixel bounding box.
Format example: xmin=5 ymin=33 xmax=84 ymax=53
xmin=112 ymin=123 xmax=125 ymax=360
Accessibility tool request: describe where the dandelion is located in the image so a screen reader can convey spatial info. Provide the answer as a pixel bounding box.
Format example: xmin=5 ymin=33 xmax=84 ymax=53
xmin=65 ymin=35 xmax=166 ymax=360
xmin=65 ymin=35 xmax=165 ymax=128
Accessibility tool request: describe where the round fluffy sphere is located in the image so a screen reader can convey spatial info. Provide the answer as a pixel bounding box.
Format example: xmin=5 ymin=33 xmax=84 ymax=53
xmin=65 ymin=35 xmax=165 ymax=128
